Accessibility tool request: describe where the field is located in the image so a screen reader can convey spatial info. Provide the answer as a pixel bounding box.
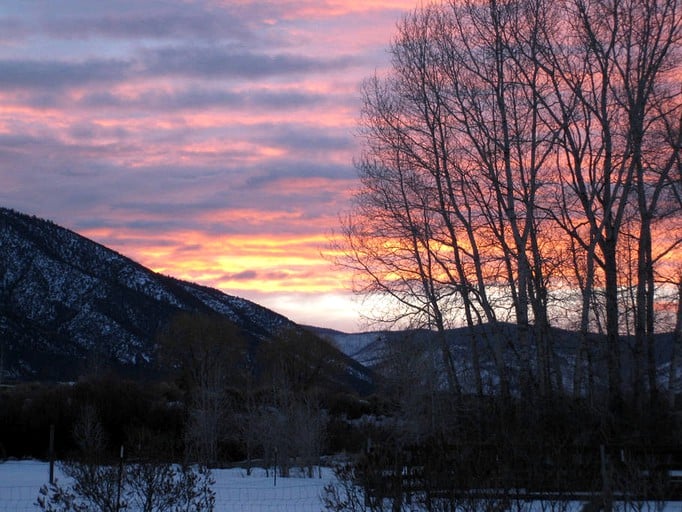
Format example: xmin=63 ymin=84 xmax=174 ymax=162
xmin=2 ymin=460 xmax=682 ymax=512
xmin=0 ymin=460 xmax=332 ymax=511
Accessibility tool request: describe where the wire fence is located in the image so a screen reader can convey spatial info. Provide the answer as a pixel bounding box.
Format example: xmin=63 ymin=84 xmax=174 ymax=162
xmin=0 ymin=461 xmax=332 ymax=512
xmin=6 ymin=484 xmax=682 ymax=512
xmin=0 ymin=482 xmax=330 ymax=511
xmin=0 ymin=486 xmax=38 ymax=512
xmin=3 ymin=462 xmax=682 ymax=512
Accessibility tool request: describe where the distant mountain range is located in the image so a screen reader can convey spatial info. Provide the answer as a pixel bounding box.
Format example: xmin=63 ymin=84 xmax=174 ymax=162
xmin=0 ymin=207 xmax=372 ymax=391
xmin=315 ymin=320 xmax=680 ymax=396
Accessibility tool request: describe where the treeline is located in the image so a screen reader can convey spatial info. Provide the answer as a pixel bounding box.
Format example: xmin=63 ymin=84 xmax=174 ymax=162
xmin=0 ymin=312 xmax=373 ymax=468
xmin=336 ymin=0 xmax=682 ymax=409
xmin=0 ymin=375 xmax=372 ymax=466
xmin=0 ymin=378 xmax=184 ymax=461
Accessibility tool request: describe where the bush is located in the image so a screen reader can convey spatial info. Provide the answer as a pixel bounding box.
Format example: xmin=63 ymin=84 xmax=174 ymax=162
xmin=322 ymin=463 xmax=370 ymax=512
xmin=36 ymin=460 xmax=215 ymax=512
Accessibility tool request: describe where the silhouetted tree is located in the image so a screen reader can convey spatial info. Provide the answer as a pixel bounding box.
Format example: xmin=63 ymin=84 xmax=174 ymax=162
xmin=337 ymin=0 xmax=682 ymax=406
xmin=157 ymin=312 xmax=247 ymax=465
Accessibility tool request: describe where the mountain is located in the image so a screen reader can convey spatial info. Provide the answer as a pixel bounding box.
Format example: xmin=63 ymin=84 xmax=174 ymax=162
xmin=0 ymin=207 xmax=373 ymax=391
xmin=313 ymin=323 xmax=680 ymax=396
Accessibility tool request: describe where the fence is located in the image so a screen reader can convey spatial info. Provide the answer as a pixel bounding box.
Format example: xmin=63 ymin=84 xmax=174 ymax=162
xmin=3 ymin=460 xmax=682 ymax=512
xmin=0 ymin=484 xmax=329 ymax=511
xmin=0 ymin=461 xmax=331 ymax=511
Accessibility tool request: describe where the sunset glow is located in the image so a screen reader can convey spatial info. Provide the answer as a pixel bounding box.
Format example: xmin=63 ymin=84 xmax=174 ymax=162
xmin=0 ymin=0 xmax=415 ymax=331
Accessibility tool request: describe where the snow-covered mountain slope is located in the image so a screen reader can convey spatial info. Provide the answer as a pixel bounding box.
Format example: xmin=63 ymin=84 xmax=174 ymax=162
xmin=0 ymin=207 xmax=373 ymax=391
xmin=311 ymin=323 xmax=680 ymax=396
xmin=308 ymin=327 xmax=384 ymax=366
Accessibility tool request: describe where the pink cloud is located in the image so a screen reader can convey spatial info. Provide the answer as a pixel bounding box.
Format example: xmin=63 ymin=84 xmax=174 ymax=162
xmin=0 ymin=0 xmax=414 ymax=331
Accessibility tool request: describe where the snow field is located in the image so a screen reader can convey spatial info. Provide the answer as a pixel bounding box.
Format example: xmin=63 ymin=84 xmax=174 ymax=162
xmin=0 ymin=460 xmax=333 ymax=511
xmin=2 ymin=460 xmax=682 ymax=512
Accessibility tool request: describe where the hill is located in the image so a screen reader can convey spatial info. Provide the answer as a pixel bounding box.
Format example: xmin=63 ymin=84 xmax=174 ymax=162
xmin=0 ymin=207 xmax=372 ymax=391
xmin=312 ymin=323 xmax=680 ymax=396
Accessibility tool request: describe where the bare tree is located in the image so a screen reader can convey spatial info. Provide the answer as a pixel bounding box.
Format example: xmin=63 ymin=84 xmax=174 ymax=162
xmin=244 ymin=327 xmax=330 ymax=477
xmin=158 ymin=313 xmax=247 ymax=465
xmin=669 ymin=277 xmax=682 ymax=403
xmin=38 ymin=409 xmax=215 ymax=512
xmin=338 ymin=0 xmax=562 ymax=398
xmin=338 ymin=0 xmax=681 ymax=404
xmin=532 ymin=0 xmax=682 ymax=404
xmin=377 ymin=333 xmax=449 ymax=441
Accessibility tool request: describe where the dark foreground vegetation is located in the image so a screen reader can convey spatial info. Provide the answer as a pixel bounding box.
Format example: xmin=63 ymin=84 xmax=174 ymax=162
xmin=333 ymin=396 xmax=682 ymax=510
xmin=1 ymin=371 xmax=681 ymax=509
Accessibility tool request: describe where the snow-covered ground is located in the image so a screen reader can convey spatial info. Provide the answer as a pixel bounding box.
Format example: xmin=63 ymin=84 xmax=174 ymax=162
xmin=2 ymin=460 xmax=682 ymax=512
xmin=0 ymin=460 xmax=333 ymax=511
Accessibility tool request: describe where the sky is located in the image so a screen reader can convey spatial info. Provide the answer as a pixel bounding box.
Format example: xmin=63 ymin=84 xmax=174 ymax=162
xmin=0 ymin=0 xmax=418 ymax=332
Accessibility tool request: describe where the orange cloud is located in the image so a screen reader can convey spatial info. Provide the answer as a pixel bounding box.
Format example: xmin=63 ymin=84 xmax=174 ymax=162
xmin=81 ymin=225 xmax=352 ymax=295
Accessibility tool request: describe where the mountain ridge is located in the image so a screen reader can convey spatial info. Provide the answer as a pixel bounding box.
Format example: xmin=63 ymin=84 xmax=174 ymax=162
xmin=0 ymin=207 xmax=372 ymax=391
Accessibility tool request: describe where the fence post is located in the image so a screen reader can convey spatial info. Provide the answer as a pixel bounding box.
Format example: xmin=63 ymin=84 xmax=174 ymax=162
xmin=600 ymin=444 xmax=612 ymax=512
xmin=48 ymin=424 xmax=55 ymax=484
xmin=116 ymin=445 xmax=125 ymax=511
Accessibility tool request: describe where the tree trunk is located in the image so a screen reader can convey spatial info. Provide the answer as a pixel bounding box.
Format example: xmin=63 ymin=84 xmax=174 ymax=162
xmin=603 ymin=237 xmax=622 ymax=407
xmin=669 ymin=279 xmax=682 ymax=406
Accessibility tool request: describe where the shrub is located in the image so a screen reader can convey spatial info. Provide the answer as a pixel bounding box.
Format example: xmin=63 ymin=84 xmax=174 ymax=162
xmin=36 ymin=461 xmax=215 ymax=512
